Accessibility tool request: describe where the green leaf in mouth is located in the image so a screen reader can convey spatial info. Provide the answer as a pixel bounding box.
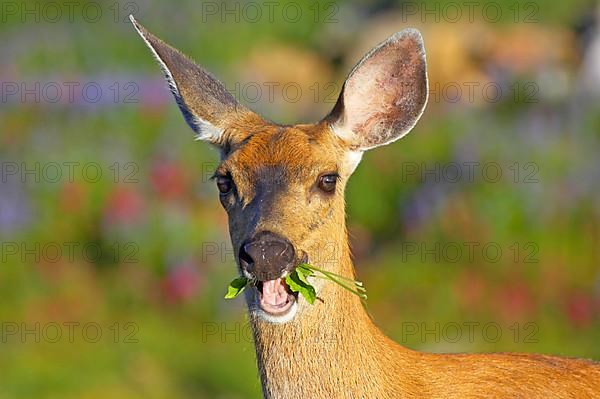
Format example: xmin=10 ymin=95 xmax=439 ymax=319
xmin=224 ymin=277 xmax=249 ymax=299
xmin=224 ymin=264 xmax=366 ymax=303
xmin=285 ymin=270 xmax=316 ymax=304
xmin=296 ymin=264 xmax=314 ymax=281
xmin=296 ymin=263 xmax=367 ymax=301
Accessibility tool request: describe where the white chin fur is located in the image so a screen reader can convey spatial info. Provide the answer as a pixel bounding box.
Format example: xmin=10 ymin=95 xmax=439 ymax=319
xmin=254 ymin=301 xmax=298 ymax=324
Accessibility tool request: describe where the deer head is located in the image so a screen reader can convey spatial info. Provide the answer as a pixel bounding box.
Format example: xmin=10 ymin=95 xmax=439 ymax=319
xmin=131 ymin=16 xmax=428 ymax=324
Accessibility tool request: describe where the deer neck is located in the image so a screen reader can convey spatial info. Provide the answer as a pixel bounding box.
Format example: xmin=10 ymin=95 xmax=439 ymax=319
xmin=248 ymin=235 xmax=419 ymax=397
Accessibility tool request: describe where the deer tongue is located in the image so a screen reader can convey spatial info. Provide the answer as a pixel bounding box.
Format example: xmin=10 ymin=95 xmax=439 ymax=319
xmin=261 ymin=278 xmax=290 ymax=307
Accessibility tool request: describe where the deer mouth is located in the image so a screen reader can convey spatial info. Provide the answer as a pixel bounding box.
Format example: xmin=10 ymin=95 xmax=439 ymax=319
xmin=256 ymin=278 xmax=297 ymax=317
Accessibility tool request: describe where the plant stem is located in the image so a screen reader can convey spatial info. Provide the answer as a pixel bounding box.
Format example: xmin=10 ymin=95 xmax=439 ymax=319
xmin=300 ymin=264 xmax=360 ymax=284
xmin=311 ymin=274 xmax=367 ymax=299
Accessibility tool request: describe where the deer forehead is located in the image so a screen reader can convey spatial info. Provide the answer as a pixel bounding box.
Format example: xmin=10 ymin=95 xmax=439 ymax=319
xmin=220 ymin=124 xmax=353 ymax=183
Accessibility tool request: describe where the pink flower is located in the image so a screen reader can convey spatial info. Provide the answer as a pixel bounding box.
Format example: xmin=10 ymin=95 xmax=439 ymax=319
xmin=161 ymin=263 xmax=201 ymax=303
xmin=493 ymin=280 xmax=536 ymax=322
xmin=150 ymin=159 xmax=188 ymax=201
xmin=565 ymin=292 xmax=595 ymax=329
xmin=104 ymin=186 xmax=145 ymax=225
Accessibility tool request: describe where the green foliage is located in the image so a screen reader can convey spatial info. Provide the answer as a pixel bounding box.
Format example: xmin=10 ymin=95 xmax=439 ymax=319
xmin=285 ymin=267 xmax=317 ymax=304
xmin=224 ymin=277 xmax=249 ymax=299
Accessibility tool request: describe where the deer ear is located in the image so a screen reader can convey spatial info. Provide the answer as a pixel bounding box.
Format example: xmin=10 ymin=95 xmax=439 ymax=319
xmin=130 ymin=15 xmax=249 ymax=145
xmin=325 ymin=29 xmax=428 ymax=151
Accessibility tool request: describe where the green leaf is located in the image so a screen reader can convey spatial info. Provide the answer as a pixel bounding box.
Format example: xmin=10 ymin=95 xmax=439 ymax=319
xmin=223 ymin=263 xmax=366 ymax=305
xmin=224 ymin=277 xmax=249 ymax=299
xmin=285 ymin=271 xmax=316 ymax=304
xmin=298 ymin=264 xmax=367 ymax=302
xmin=296 ymin=264 xmax=314 ymax=277
xmin=295 ymin=268 xmax=312 ymax=285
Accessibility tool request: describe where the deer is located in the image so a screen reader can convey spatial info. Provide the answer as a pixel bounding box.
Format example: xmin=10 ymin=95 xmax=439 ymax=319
xmin=130 ymin=16 xmax=600 ymax=398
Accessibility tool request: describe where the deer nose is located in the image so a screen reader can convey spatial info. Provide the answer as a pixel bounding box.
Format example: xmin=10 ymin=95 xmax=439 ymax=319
xmin=239 ymin=231 xmax=296 ymax=281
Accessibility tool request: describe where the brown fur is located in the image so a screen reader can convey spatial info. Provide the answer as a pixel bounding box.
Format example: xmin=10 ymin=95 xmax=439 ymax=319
xmin=130 ymin=17 xmax=600 ymax=398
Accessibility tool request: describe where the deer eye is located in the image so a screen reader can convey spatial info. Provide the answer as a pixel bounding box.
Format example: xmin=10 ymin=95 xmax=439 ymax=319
xmin=318 ymin=174 xmax=338 ymax=193
xmin=216 ymin=175 xmax=233 ymax=194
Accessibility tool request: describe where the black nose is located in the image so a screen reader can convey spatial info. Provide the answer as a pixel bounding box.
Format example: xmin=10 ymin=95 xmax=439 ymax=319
xmin=239 ymin=231 xmax=296 ymax=281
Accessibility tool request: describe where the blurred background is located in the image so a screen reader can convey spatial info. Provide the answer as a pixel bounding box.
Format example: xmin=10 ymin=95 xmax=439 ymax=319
xmin=1 ymin=0 xmax=599 ymax=397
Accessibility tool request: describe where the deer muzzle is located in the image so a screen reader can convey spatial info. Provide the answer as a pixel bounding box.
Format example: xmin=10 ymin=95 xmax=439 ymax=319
xmin=239 ymin=230 xmax=296 ymax=281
